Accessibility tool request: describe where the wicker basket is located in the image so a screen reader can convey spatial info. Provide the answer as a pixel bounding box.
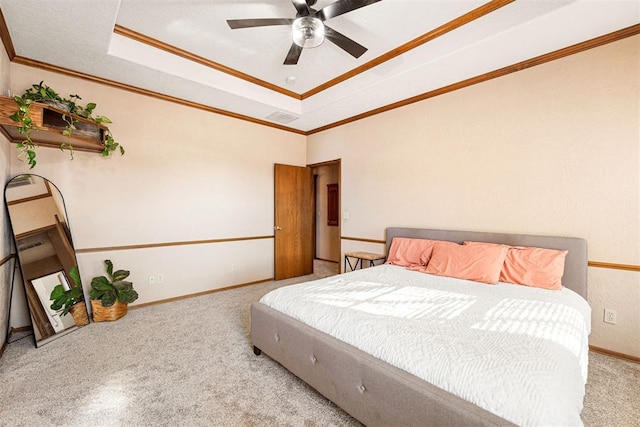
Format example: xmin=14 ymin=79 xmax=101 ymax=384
xmin=91 ymin=299 xmax=128 ymax=322
xmin=69 ymin=303 xmax=89 ymax=326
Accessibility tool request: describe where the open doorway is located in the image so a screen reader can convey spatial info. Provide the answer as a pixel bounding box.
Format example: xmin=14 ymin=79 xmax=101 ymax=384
xmin=311 ymin=160 xmax=341 ymax=276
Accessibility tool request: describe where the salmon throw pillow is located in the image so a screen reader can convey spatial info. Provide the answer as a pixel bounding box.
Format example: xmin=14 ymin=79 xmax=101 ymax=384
xmin=463 ymin=241 xmax=567 ymax=290
xmin=501 ymin=246 xmax=567 ymax=290
xmin=425 ymin=242 xmax=508 ymax=284
xmin=386 ymin=238 xmax=457 ymax=268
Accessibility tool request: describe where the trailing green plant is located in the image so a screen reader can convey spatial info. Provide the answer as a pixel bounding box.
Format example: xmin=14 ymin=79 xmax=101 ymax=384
xmin=9 ymin=96 xmax=38 ymax=168
xmin=102 ymin=131 xmax=121 ymax=157
xmin=90 ymin=260 xmax=138 ymax=307
xmin=9 ymin=81 xmax=125 ymax=168
xmin=49 ymin=266 xmax=84 ymax=316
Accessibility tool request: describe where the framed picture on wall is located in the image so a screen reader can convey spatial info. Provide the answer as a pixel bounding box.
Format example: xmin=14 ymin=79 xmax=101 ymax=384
xmin=327 ymin=183 xmax=339 ymax=227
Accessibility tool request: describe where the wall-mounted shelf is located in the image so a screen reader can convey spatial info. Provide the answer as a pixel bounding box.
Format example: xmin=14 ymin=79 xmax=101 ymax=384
xmin=0 ymin=95 xmax=108 ymax=153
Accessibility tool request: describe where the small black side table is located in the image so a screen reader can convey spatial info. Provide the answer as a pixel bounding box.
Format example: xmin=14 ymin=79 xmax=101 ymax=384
xmin=344 ymin=252 xmax=386 ymax=272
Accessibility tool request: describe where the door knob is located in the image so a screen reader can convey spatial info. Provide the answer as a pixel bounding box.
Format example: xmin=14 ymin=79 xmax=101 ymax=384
xmin=274 ymin=226 xmax=283 ymax=230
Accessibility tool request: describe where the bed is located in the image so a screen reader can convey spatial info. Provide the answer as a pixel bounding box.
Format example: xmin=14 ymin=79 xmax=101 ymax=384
xmin=251 ymin=228 xmax=590 ymax=426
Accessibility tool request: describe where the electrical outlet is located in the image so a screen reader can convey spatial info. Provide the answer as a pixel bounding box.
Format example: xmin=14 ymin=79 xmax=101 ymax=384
xmin=603 ymin=308 xmax=617 ymax=325
xmin=231 ymin=264 xmax=237 ymax=271
xmin=157 ymin=274 xmax=164 ymax=284
xmin=148 ymin=275 xmax=156 ymax=285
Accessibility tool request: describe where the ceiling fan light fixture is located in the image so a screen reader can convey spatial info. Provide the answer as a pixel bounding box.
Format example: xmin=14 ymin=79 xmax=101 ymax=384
xmin=292 ymin=17 xmax=324 ymax=48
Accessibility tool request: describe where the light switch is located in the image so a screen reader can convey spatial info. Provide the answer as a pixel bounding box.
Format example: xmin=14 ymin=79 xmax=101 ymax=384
xmin=343 ymin=211 xmax=350 ymax=219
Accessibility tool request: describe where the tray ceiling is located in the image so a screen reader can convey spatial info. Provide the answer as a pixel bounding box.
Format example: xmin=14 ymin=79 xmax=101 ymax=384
xmin=0 ymin=0 xmax=638 ymax=133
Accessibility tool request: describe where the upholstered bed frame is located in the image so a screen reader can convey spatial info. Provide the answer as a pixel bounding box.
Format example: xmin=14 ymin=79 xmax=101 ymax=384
xmin=251 ymin=228 xmax=588 ymax=426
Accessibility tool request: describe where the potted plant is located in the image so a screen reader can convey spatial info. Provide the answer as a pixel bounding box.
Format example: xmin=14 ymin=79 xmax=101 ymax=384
xmin=18 ymin=81 xmax=69 ymax=110
xmin=9 ymin=81 xmax=125 ymax=169
xmin=89 ymin=259 xmax=138 ymax=322
xmin=49 ymin=266 xmax=89 ymax=327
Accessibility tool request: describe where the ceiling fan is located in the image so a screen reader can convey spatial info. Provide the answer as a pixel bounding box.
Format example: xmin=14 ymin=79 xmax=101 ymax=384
xmin=227 ymin=0 xmax=382 ymax=65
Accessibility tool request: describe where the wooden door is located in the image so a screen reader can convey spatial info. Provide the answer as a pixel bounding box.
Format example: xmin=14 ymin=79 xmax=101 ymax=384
xmin=274 ymin=163 xmax=314 ymax=280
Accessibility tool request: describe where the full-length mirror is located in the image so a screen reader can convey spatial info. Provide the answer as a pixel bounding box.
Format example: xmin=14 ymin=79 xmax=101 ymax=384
xmin=5 ymin=174 xmax=88 ymax=347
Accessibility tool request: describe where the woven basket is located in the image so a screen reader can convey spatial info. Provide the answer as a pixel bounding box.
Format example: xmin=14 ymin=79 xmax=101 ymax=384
xmin=91 ymin=299 xmax=128 ymax=322
xmin=69 ymin=303 xmax=89 ymax=326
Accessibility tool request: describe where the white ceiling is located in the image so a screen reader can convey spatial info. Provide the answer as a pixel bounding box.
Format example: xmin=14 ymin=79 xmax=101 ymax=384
xmin=1 ymin=0 xmax=638 ymax=133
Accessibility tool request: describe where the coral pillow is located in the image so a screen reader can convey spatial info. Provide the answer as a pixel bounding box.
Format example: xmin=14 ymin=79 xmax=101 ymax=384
xmin=385 ymin=238 xmax=431 ymax=267
xmin=386 ymin=238 xmax=457 ymax=268
xmin=419 ymin=239 xmax=458 ymax=266
xmin=463 ymin=241 xmax=567 ymax=290
xmin=425 ymin=242 xmax=508 ymax=284
xmin=501 ymin=247 xmax=567 ymax=290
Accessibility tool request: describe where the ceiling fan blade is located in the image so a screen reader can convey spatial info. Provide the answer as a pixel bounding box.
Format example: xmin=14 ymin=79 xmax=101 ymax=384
xmin=315 ymin=0 xmax=382 ymax=22
xmin=291 ymin=0 xmax=312 ymax=16
xmin=324 ymin=26 xmax=367 ymax=58
xmin=284 ymin=43 xmax=303 ymax=65
xmin=227 ymin=18 xmax=293 ymax=29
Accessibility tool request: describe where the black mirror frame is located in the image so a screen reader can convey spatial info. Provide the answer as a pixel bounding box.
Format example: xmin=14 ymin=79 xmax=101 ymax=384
xmin=4 ymin=174 xmax=88 ymax=347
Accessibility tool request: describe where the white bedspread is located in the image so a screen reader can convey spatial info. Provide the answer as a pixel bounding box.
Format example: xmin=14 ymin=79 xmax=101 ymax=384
xmin=260 ymin=264 xmax=591 ymax=426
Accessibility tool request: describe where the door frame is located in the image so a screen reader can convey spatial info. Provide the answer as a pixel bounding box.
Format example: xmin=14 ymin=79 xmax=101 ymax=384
xmin=309 ymin=159 xmax=341 ymax=266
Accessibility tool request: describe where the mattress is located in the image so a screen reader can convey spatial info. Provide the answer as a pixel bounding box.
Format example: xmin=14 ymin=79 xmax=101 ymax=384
xmin=260 ymin=264 xmax=591 ymax=426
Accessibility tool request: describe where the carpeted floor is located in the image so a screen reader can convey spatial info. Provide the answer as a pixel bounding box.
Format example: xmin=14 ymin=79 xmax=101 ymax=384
xmin=1 ymin=261 xmax=638 ymax=426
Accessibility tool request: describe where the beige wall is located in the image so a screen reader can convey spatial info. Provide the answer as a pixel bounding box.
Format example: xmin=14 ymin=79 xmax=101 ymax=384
xmin=0 ymin=44 xmax=13 ymax=346
xmin=307 ymin=36 xmax=640 ymax=358
xmin=2 ymin=36 xmax=638 ymax=359
xmin=314 ymin=164 xmax=340 ymax=261
xmin=0 ymin=142 xmax=11 ymax=344
xmin=9 ymin=64 xmax=306 ymax=309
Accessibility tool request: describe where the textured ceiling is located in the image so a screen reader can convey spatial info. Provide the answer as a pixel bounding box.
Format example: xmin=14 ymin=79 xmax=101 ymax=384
xmin=1 ymin=0 xmax=638 ymax=133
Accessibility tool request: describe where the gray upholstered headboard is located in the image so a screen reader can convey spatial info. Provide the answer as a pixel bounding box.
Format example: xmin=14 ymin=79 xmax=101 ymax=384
xmin=386 ymin=227 xmax=588 ymax=300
